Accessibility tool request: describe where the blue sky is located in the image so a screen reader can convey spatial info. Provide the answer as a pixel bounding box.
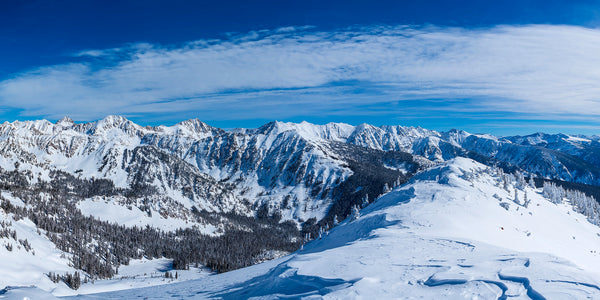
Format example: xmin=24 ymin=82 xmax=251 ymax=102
xmin=1 ymin=0 xmax=600 ymax=135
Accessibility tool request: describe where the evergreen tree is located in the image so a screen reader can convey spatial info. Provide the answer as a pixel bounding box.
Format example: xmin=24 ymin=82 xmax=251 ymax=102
xmin=383 ymin=183 xmax=391 ymax=193
xmin=350 ymin=205 xmax=360 ymax=221
xmin=528 ymin=177 xmax=536 ymax=189
xmin=361 ymin=195 xmax=369 ymax=208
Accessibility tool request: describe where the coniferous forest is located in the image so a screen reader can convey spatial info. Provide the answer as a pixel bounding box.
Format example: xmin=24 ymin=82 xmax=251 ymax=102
xmin=0 ymin=168 xmax=302 ymax=283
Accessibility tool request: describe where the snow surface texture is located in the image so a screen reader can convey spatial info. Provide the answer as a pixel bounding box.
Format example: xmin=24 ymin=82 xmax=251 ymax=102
xmin=61 ymin=158 xmax=600 ymax=299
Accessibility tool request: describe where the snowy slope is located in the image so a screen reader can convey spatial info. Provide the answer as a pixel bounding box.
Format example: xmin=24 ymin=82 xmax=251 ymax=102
xmin=76 ymin=196 xmax=219 ymax=234
xmin=0 ymin=196 xmax=75 ymax=292
xmin=0 ymin=192 xmax=213 ymax=298
xmin=63 ymin=158 xmax=600 ymax=299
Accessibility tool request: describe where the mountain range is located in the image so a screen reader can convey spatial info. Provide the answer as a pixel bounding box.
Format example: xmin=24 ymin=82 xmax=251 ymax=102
xmin=1 ymin=116 xmax=599 ymax=222
xmin=1 ymin=116 xmax=599 ymax=298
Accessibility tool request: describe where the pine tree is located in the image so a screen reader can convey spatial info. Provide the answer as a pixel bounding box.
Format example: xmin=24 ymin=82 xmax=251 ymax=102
xmin=528 ymin=177 xmax=536 ymax=189
xmin=73 ymin=272 xmax=81 ymax=289
xmin=383 ymin=183 xmax=390 ymax=193
xmin=350 ymin=205 xmax=360 ymax=221
xmin=515 ymin=171 xmax=526 ymax=189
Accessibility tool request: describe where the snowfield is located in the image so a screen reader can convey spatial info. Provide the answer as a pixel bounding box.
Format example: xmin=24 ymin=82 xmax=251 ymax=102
xmin=0 ymin=211 xmax=74 ymax=293
xmin=42 ymin=157 xmax=599 ymax=299
xmin=77 ymin=196 xmax=219 ymax=234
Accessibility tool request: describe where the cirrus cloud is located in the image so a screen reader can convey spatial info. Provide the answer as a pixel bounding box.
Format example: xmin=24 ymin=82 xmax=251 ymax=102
xmin=1 ymin=24 xmax=600 ymax=131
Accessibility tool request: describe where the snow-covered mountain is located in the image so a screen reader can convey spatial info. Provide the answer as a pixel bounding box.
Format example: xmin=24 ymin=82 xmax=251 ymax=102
xmin=342 ymin=125 xmax=600 ymax=186
xmin=1 ymin=116 xmax=599 ymax=238
xmin=0 ymin=117 xmax=431 ymax=224
xmin=1 ymin=116 xmax=597 ymax=225
xmin=0 ymin=117 xmax=428 ymax=295
xmin=1 ymin=117 xmax=600 ymax=298
xmin=55 ymin=158 xmax=600 ymax=299
xmin=506 ymin=132 xmax=600 ymax=169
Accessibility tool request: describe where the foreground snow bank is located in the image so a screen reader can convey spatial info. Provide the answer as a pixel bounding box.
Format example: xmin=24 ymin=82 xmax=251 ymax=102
xmin=67 ymin=158 xmax=600 ymax=299
xmin=0 ymin=286 xmax=59 ymax=300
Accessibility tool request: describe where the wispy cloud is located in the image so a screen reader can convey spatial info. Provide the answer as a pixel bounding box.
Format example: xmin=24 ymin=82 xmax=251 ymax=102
xmin=1 ymin=24 xmax=600 ymax=130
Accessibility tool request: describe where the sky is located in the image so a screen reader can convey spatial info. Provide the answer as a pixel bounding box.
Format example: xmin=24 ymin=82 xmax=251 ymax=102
xmin=1 ymin=0 xmax=600 ymax=135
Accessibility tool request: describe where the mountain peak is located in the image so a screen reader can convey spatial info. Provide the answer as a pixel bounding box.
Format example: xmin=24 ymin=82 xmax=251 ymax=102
xmin=89 ymin=115 xmax=145 ymax=137
xmin=175 ymin=119 xmax=213 ymax=133
xmin=256 ymin=120 xmax=287 ymax=135
xmin=255 ymin=120 xmax=355 ymax=142
xmin=55 ymin=116 xmax=75 ymax=127
xmin=354 ymin=123 xmax=377 ymax=131
xmin=100 ymin=115 xmax=130 ymax=125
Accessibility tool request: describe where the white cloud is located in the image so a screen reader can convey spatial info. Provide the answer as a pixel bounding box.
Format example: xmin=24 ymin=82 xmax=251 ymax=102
xmin=2 ymin=24 xmax=600 ymax=122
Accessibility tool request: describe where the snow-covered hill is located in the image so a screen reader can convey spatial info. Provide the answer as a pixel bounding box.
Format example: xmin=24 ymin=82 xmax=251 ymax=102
xmin=52 ymin=158 xmax=600 ymax=299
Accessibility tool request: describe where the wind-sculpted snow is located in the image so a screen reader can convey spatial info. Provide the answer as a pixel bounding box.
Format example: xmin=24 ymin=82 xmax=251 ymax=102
xmin=213 ymin=264 xmax=357 ymax=299
xmin=65 ymin=158 xmax=600 ymax=299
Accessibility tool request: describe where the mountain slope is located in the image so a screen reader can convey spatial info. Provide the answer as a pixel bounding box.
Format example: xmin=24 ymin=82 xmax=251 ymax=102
xmin=65 ymin=158 xmax=600 ymax=299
